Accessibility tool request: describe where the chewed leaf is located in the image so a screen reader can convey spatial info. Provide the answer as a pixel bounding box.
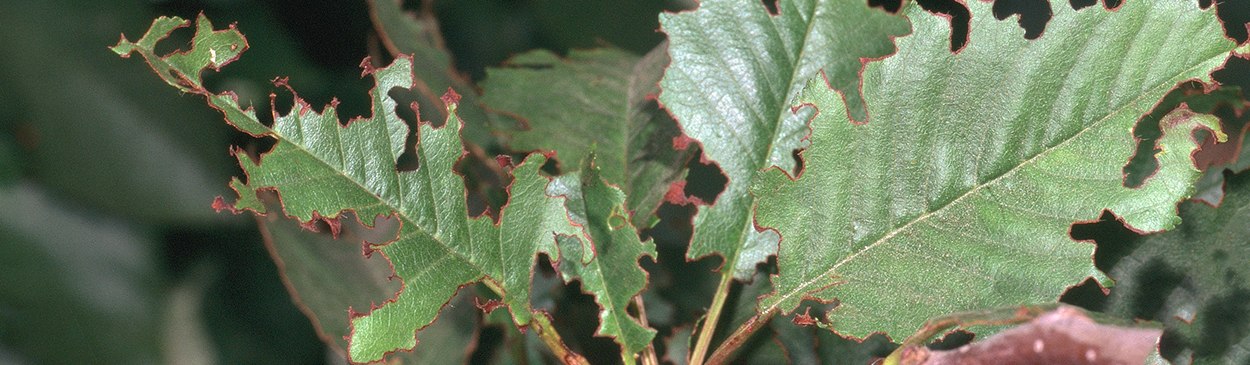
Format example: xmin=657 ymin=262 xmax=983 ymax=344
xmin=752 ymin=0 xmax=1240 ymax=342
xmin=482 ymin=46 xmax=693 ymax=229
xmin=657 ymin=0 xmax=911 ymax=280
xmin=547 ymin=151 xmax=658 ymax=355
xmin=117 ymin=15 xmax=585 ymax=363
xmin=111 ymin=14 xmax=246 ymax=92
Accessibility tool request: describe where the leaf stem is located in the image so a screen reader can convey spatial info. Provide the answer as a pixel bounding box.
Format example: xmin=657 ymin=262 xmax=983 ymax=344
xmin=479 ymin=280 xmax=588 ymax=365
xmin=532 ymin=311 xmax=591 ymax=365
xmin=702 ymin=308 xmax=777 ymax=365
xmin=633 ymin=295 xmax=660 ymax=365
xmin=688 ymin=271 xmax=735 ymax=365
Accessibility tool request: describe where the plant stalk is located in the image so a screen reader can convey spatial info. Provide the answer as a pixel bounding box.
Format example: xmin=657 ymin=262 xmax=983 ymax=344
xmin=702 ymin=308 xmax=777 ymax=365
xmin=480 ymin=280 xmax=589 ymax=365
xmin=633 ymin=295 xmax=660 ymax=365
xmin=532 ymin=311 xmax=591 ymax=365
xmin=688 ymin=271 xmax=735 ymax=365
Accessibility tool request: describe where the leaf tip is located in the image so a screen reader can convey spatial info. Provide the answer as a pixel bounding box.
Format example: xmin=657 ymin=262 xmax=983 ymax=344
xmin=217 ymin=177 xmax=265 ymax=214
xmin=110 ymin=35 xmax=136 ymax=57
xmin=211 ymin=195 xmax=239 ymax=213
xmin=441 ymin=87 xmax=462 ymax=108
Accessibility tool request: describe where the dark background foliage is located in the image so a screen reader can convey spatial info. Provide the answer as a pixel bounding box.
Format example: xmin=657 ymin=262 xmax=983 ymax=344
xmin=1 ymin=0 xmax=1247 ymax=364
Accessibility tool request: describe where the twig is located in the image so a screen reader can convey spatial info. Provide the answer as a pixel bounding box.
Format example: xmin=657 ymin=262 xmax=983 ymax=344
xmin=702 ymin=308 xmax=777 ymax=365
xmin=688 ymin=271 xmax=734 ymax=365
xmin=479 ymin=280 xmax=588 ymax=365
xmin=532 ymin=311 xmax=591 ymax=365
xmin=634 ymin=295 xmax=660 ymax=365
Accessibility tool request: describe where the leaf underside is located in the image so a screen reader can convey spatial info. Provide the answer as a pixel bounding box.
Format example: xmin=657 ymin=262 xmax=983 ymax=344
xmin=752 ymin=0 xmax=1240 ymax=341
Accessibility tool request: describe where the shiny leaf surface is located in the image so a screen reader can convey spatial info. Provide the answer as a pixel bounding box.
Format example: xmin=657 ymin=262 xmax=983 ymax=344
xmin=659 ymin=0 xmax=911 ymax=280
xmin=752 ymin=0 xmax=1241 ymax=340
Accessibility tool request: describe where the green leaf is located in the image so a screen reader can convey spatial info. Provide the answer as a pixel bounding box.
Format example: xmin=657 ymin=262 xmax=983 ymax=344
xmin=752 ymin=0 xmax=1239 ymax=340
xmin=658 ymin=0 xmax=911 ymax=279
xmin=259 ymin=207 xmax=478 ymax=364
xmin=481 ymin=45 xmax=693 ymax=227
xmin=547 ymin=152 xmax=658 ymax=356
xmin=6 ymin=5 xmax=235 ymax=225
xmin=111 ymin=14 xmax=246 ymax=92
xmin=116 ymin=16 xmax=585 ymax=363
xmin=367 ymin=0 xmax=512 ymax=149
xmin=1102 ymin=169 xmax=1250 ymax=365
xmin=1192 ymin=107 xmax=1250 ymax=206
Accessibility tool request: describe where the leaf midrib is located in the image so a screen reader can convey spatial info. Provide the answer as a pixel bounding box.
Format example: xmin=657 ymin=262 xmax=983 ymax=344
xmin=242 ymin=96 xmax=488 ymax=280
xmin=762 ymin=31 xmax=1231 ymax=315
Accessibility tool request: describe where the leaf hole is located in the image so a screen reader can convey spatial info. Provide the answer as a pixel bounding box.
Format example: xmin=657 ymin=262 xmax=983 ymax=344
xmin=914 ymin=0 xmax=971 ymax=53
xmin=388 ymin=87 xmax=424 ymax=173
xmin=1212 ymin=56 xmax=1250 ymax=96
xmin=1123 ymin=82 xmax=1200 ymax=188
xmin=455 ymin=152 xmax=511 ymax=222
xmin=1070 ymin=210 xmax=1141 ymax=272
xmin=270 ymin=88 xmax=296 ymax=127
xmin=684 ymin=153 xmax=728 ymax=205
xmin=388 ymin=87 xmax=426 ymax=127
xmin=640 ymin=203 xmax=695 ymax=249
xmin=927 ymin=329 xmax=974 ymax=350
xmin=227 ymin=130 xmax=277 ymax=166
xmin=1068 ymin=0 xmax=1097 ymax=10
xmin=1059 ymin=277 xmax=1109 ymax=312
xmin=791 ymin=147 xmax=806 ymax=178
xmin=992 ymin=0 xmax=1052 ymax=40
xmin=635 ymin=95 xmax=689 ymax=165
xmin=867 ymin=0 xmax=906 ymax=14
xmin=755 ymin=254 xmax=779 ymax=276
xmin=539 ymin=155 xmax=562 ymax=176
xmin=761 ymin=0 xmax=780 ymax=15
xmin=609 ymin=210 xmax=628 ymax=231
xmin=535 ymin=252 xmax=558 ymax=278
xmin=552 ymin=280 xmax=624 ymax=364
xmin=152 ymin=24 xmax=195 ymax=57
xmin=1124 ymin=81 xmax=1246 ymax=189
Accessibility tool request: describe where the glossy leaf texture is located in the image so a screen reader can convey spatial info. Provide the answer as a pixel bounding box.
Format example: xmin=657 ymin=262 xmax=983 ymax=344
xmin=547 ymin=152 xmax=659 ymax=355
xmin=751 ymin=0 xmax=1244 ymax=341
xmin=1100 ymin=168 xmax=1250 ymax=365
xmin=658 ymin=0 xmax=911 ymax=280
xmin=115 ymin=16 xmax=587 ymax=363
xmin=481 ymin=45 xmax=693 ymax=228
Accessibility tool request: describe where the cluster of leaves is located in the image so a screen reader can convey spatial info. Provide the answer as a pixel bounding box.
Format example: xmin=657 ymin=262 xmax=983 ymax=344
xmin=115 ymin=0 xmax=1250 ymax=364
